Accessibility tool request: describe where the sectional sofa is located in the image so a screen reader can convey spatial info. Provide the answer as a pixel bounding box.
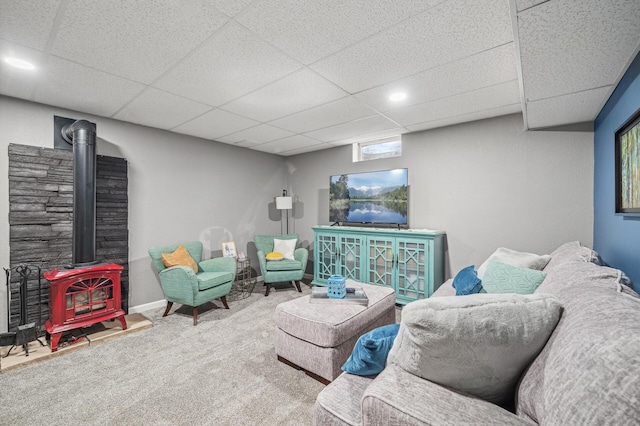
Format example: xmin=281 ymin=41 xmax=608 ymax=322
xmin=313 ymin=241 xmax=640 ymax=425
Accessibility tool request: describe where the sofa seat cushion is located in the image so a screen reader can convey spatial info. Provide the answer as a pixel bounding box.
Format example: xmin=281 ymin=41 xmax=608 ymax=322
xmin=314 ymin=372 xmax=372 ymax=425
xmin=361 ymin=364 xmax=532 ymax=426
xmin=197 ymin=271 xmax=233 ymax=291
xmin=517 ymin=257 xmax=640 ymax=424
xmin=388 ymin=293 xmax=563 ymax=405
xmin=266 ymin=259 xmax=302 ymax=271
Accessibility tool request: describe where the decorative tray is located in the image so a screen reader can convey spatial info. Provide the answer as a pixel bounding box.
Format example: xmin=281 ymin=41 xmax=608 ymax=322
xmin=310 ymin=286 xmax=369 ymax=306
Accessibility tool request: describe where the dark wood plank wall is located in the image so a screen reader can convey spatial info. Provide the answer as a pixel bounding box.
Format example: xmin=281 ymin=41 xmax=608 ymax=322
xmin=6 ymin=144 xmax=129 ymax=333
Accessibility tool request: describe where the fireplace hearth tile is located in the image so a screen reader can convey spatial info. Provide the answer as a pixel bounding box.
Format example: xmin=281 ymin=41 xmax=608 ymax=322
xmin=0 ymin=313 xmax=152 ymax=373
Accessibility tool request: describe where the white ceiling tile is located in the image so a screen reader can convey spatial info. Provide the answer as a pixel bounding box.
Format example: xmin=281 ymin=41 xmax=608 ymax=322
xmin=252 ymin=134 xmax=323 ymax=155
xmin=0 ymin=0 xmax=60 ymax=50
xmin=269 ymin=96 xmax=377 ymax=134
xmin=0 ymin=40 xmax=42 ymax=99
xmin=34 ymin=57 xmax=145 ymax=117
xmin=173 ymin=108 xmax=259 ymax=140
xmin=525 ymin=87 xmax=613 ymax=129
xmin=50 ymin=0 xmax=229 ymax=83
xmin=305 ymin=115 xmax=400 ymax=143
xmin=222 ymin=68 xmax=348 ymax=122
xmin=355 ymin=43 xmax=518 ymax=112
xmin=113 ymin=88 xmax=212 ymax=130
xmin=215 ymin=124 xmax=294 ymax=145
xmin=311 ymin=0 xmax=513 ymax=93
xmin=237 ymin=0 xmax=444 ymax=64
xmin=517 ymin=0 xmax=640 ymax=101
xmin=154 ymin=22 xmax=301 ymax=107
xmin=406 ymin=104 xmax=522 ymax=132
xmin=386 ymin=80 xmax=521 ymax=126
xmin=212 ymin=0 xmax=255 ymax=17
xmin=279 ymin=142 xmax=335 ymax=156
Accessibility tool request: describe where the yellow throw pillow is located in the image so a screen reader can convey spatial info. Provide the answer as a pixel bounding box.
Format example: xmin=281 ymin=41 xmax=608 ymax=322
xmin=161 ymin=245 xmax=198 ymax=273
xmin=266 ymin=251 xmax=284 ymax=261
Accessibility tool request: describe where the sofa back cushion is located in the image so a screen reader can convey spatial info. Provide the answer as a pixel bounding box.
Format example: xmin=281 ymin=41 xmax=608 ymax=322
xmin=388 ymin=293 xmax=562 ymax=405
xmin=517 ymin=251 xmax=640 ymax=424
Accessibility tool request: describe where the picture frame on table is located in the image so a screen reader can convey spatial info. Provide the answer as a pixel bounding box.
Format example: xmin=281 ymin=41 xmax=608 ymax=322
xmin=615 ymin=107 xmax=640 ymax=214
xmin=221 ymin=241 xmax=237 ymax=258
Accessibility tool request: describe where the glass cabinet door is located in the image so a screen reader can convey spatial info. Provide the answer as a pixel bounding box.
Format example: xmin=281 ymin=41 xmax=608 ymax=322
xmin=396 ymin=239 xmax=430 ymax=302
xmin=338 ymin=234 xmax=365 ymax=281
xmin=367 ymin=236 xmax=395 ymax=288
xmin=315 ymin=232 xmax=338 ymax=282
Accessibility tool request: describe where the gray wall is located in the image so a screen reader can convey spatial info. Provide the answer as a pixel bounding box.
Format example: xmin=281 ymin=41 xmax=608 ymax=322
xmin=287 ymin=113 xmax=594 ymax=279
xmin=0 ymin=96 xmax=286 ymax=331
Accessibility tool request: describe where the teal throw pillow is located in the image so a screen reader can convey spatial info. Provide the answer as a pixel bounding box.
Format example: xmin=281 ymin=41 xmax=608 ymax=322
xmin=482 ymin=259 xmax=547 ymax=294
xmin=453 ymin=265 xmax=482 ymax=295
xmin=342 ymin=323 xmax=401 ymax=376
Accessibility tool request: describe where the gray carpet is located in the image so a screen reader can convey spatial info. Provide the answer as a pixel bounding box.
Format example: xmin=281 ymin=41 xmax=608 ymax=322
xmin=0 ymin=284 xmax=326 ymax=425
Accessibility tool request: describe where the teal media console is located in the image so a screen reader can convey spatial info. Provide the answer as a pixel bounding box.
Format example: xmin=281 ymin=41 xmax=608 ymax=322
xmin=312 ymin=226 xmax=445 ymax=304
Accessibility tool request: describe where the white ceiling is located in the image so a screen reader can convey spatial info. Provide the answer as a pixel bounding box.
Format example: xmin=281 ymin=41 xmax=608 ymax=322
xmin=1 ymin=0 xmax=638 ymax=156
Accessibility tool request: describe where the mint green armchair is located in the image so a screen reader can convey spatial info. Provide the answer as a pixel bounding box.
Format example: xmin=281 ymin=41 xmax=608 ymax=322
xmin=254 ymin=234 xmax=308 ymax=296
xmin=148 ymin=241 xmax=236 ymax=325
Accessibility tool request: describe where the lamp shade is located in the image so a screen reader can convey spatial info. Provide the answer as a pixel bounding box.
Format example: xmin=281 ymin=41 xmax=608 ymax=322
xmin=276 ymin=196 xmax=293 ymax=210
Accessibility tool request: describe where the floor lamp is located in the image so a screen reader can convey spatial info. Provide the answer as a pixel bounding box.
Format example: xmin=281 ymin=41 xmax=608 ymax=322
xmin=276 ymin=190 xmax=293 ymax=234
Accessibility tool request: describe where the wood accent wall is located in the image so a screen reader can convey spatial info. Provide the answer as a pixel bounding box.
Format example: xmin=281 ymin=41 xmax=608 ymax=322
xmin=7 ymin=144 xmax=129 ymax=332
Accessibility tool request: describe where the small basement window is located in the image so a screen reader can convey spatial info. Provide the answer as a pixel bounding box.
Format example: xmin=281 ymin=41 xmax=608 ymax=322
xmin=353 ymin=137 xmax=402 ymax=162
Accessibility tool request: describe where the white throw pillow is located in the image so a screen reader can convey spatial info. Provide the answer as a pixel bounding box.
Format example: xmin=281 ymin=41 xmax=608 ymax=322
xmin=273 ymin=238 xmax=297 ymax=260
xmin=387 ymin=293 xmax=562 ymax=404
xmin=477 ymin=247 xmax=552 ymax=279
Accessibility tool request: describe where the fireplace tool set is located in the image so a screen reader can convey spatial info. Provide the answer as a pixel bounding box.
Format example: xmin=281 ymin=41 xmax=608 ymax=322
xmin=1 ymin=264 xmax=46 ymax=357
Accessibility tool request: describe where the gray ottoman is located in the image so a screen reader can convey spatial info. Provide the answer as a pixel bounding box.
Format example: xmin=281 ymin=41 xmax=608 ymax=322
xmin=275 ymin=281 xmax=396 ymax=384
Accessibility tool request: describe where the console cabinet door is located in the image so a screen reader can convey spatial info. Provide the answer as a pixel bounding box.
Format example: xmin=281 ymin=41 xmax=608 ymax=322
xmin=315 ymin=231 xmax=338 ymax=284
xmin=366 ymin=235 xmax=395 ymax=290
xmin=396 ymin=238 xmax=430 ymax=303
xmin=338 ymin=234 xmax=365 ymax=282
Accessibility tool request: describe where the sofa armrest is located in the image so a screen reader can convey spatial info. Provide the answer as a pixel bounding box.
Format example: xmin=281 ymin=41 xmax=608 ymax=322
xmin=362 ymin=365 xmax=532 ymax=426
xmin=294 ymin=247 xmax=309 ymax=269
xmin=257 ymin=250 xmax=267 ymax=275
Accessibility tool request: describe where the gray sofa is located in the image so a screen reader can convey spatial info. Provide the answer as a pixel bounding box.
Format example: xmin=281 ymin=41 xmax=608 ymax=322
xmin=314 ymin=241 xmax=640 ymax=425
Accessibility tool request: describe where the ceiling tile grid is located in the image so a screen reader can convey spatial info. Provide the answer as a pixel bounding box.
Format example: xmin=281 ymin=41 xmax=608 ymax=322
xmin=0 ymin=0 xmax=638 ymax=155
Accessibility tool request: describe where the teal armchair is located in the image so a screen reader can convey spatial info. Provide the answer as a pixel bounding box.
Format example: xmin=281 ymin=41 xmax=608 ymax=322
xmin=148 ymin=241 xmax=236 ymax=325
xmin=254 ymin=233 xmax=308 ymax=296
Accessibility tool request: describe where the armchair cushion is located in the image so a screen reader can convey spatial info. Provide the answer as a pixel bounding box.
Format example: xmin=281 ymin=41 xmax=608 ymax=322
xmin=161 ymin=245 xmax=198 ymax=273
xmin=274 ymin=238 xmax=297 ymax=260
xmin=198 ymin=271 xmax=235 ymax=291
xmin=266 ymin=259 xmax=303 ymax=271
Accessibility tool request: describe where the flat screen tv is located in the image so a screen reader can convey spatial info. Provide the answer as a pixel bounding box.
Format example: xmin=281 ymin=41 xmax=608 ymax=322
xmin=330 ymin=168 xmax=408 ymax=227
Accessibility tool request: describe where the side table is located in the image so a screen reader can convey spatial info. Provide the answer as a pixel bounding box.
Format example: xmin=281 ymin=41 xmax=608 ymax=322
xmin=229 ymin=258 xmax=255 ymax=301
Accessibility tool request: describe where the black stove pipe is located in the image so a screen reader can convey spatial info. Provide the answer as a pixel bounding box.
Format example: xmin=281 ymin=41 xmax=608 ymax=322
xmin=61 ymin=120 xmax=97 ymax=267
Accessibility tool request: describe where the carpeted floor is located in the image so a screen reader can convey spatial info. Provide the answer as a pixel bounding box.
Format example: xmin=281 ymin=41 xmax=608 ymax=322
xmin=0 ymin=283 xmax=327 ymax=425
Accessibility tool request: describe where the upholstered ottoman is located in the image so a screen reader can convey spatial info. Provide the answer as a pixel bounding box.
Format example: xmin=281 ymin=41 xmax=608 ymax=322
xmin=275 ymin=281 xmax=396 ymax=384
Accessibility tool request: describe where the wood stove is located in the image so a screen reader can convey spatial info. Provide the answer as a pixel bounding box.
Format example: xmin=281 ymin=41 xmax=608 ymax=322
xmin=43 ymin=119 xmax=127 ymax=352
xmin=45 ymin=263 xmax=126 ymax=352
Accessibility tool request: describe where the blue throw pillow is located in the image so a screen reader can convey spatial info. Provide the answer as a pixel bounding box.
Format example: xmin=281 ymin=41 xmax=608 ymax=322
xmin=341 ymin=323 xmax=401 ymax=376
xmin=453 ymin=265 xmax=482 ymax=295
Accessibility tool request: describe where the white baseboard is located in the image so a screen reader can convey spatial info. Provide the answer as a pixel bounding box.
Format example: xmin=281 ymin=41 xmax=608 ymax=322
xmin=129 ymin=277 xmax=268 ymax=313
xmin=129 ymin=299 xmax=166 ymax=314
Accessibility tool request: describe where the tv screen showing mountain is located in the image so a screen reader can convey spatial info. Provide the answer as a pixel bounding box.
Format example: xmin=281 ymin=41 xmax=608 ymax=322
xmin=329 ymin=168 xmax=408 ymax=225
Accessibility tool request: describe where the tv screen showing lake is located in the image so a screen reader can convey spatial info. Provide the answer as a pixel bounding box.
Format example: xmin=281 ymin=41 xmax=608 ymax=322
xmin=331 ymin=200 xmax=407 ymax=224
xmin=330 ymin=168 xmax=408 ymax=224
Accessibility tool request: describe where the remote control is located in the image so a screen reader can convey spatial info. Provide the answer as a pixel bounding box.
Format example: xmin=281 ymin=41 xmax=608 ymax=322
xmin=346 ymin=287 xmax=356 ymax=293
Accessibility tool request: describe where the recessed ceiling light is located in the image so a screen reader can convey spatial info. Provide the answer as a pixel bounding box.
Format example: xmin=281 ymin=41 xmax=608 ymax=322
xmin=389 ymin=92 xmax=407 ymax=102
xmin=4 ymin=57 xmax=36 ymax=70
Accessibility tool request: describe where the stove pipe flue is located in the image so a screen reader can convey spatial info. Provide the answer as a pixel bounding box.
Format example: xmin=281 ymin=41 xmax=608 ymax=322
xmin=61 ymin=119 xmax=97 ymax=267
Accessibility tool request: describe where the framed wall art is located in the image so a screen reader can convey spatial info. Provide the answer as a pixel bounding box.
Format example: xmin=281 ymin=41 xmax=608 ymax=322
xmin=221 ymin=241 xmax=237 ymax=258
xmin=615 ymin=107 xmax=640 ymax=214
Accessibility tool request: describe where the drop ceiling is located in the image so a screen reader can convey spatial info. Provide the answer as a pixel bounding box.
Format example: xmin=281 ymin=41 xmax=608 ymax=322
xmin=1 ymin=0 xmax=638 ymax=156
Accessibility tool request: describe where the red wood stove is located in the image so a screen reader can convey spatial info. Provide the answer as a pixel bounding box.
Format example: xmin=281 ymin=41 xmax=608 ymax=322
xmin=44 ymin=263 xmax=127 ymax=352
